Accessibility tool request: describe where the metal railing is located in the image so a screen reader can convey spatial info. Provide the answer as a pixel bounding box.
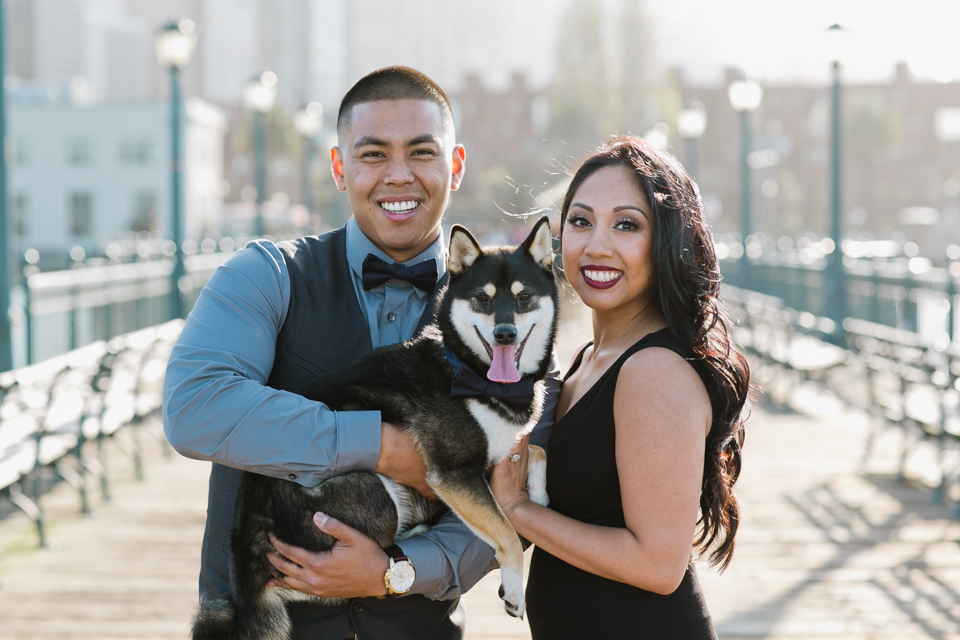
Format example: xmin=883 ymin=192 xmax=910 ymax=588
xmin=15 ymin=252 xmax=231 ymax=366
xmin=721 ymin=252 xmax=960 ymax=347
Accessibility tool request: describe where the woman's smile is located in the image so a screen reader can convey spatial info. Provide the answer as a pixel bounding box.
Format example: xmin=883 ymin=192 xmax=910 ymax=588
xmin=581 ymin=266 xmax=623 ymax=289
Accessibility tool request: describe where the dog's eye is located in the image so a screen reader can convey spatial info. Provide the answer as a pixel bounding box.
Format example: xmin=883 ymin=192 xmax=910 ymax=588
xmin=518 ymin=292 xmax=531 ymax=303
xmin=475 ymin=293 xmax=490 ymax=304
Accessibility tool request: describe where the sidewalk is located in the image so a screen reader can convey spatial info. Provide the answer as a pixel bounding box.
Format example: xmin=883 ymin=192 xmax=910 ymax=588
xmin=1 ymin=382 xmax=959 ymax=638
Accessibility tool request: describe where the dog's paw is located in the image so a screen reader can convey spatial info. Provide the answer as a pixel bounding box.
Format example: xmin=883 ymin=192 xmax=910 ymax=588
xmin=527 ymin=445 xmax=549 ymax=507
xmin=498 ymin=584 xmax=525 ymax=619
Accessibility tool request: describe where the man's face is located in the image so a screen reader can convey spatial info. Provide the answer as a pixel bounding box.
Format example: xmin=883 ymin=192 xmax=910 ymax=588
xmin=332 ymin=99 xmax=465 ymax=263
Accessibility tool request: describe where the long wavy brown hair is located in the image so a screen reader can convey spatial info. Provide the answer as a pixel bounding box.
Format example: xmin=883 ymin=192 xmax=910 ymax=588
xmin=559 ymin=135 xmax=751 ymax=571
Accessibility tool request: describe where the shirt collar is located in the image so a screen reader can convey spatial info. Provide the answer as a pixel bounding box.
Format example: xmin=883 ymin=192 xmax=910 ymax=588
xmin=345 ymin=217 xmax=447 ymax=297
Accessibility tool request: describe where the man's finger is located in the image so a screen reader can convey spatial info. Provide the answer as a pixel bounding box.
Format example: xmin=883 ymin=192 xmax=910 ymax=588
xmin=313 ymin=511 xmax=364 ymax=543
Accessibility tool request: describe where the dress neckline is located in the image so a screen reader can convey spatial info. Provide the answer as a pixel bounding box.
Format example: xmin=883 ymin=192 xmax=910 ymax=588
xmin=555 ymin=328 xmax=673 ymax=427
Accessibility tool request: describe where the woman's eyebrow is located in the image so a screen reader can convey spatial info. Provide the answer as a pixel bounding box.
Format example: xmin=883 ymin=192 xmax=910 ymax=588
xmin=613 ymin=205 xmax=649 ymax=219
xmin=570 ymin=202 xmax=593 ymax=212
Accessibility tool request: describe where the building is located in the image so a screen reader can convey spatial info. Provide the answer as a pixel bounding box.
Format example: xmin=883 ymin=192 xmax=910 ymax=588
xmin=671 ymin=63 xmax=960 ymax=258
xmin=9 ymin=98 xmax=227 ymax=268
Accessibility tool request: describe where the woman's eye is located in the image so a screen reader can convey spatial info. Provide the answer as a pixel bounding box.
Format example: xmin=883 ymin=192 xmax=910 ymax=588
xmin=568 ymin=215 xmax=590 ymax=228
xmin=615 ymin=219 xmax=639 ymax=231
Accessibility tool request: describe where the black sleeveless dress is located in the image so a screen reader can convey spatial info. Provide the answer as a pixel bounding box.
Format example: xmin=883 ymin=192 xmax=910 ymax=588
xmin=526 ymin=328 xmax=719 ymax=639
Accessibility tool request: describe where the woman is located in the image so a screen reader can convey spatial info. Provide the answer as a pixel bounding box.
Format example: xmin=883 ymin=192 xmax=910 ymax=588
xmin=490 ymin=135 xmax=750 ymax=638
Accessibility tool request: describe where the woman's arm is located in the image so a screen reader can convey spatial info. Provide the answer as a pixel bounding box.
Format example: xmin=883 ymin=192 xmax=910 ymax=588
xmin=491 ymin=346 xmax=711 ymax=595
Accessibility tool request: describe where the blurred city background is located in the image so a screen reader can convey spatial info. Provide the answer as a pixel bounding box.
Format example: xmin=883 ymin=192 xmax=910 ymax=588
xmin=1 ymin=1 xmax=960 ymax=639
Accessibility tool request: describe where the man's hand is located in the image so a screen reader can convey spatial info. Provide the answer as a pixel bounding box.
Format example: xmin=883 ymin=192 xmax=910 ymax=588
xmin=267 ymin=512 xmax=390 ymax=599
xmin=375 ymin=422 xmax=437 ymax=500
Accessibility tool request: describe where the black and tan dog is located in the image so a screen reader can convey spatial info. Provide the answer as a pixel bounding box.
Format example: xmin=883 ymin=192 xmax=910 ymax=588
xmin=192 ymin=218 xmax=558 ymax=639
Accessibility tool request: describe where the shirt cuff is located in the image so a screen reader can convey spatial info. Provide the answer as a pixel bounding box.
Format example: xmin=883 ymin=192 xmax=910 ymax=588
xmin=395 ymin=535 xmax=448 ymax=597
xmin=334 ymin=410 xmax=381 ymax=473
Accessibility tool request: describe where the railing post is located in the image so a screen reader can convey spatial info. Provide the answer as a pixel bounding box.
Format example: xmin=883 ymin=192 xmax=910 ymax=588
xmin=24 ymin=276 xmax=32 ymax=365
xmin=947 ymin=261 xmax=957 ymax=343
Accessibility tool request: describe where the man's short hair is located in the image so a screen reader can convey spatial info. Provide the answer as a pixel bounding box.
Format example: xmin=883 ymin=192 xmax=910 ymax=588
xmin=337 ymin=66 xmax=454 ymax=139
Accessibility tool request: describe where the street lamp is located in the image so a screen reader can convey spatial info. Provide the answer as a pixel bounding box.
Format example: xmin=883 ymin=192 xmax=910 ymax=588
xmin=244 ymin=71 xmax=278 ymax=237
xmin=728 ymin=79 xmax=763 ymax=245
xmin=0 ymin=1 xmax=11 ymax=369
xmin=293 ymin=102 xmax=324 ymax=229
xmin=825 ymin=23 xmax=849 ymax=326
xmin=676 ymin=101 xmax=707 ymax=180
xmin=155 ymin=19 xmax=198 ymax=321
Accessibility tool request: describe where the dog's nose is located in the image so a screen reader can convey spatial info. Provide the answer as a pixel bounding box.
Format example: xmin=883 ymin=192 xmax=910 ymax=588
xmin=493 ymin=324 xmax=518 ymax=345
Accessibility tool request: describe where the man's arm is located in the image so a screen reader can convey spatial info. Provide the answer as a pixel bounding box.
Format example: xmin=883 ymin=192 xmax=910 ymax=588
xmin=162 ymin=240 xmax=382 ymax=486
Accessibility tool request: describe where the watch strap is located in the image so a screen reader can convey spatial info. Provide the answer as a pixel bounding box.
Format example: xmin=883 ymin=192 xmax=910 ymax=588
xmin=385 ymin=544 xmax=409 ymax=563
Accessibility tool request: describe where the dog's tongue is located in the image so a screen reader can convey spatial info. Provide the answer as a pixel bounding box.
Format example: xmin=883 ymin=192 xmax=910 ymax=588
xmin=488 ymin=345 xmax=521 ymax=383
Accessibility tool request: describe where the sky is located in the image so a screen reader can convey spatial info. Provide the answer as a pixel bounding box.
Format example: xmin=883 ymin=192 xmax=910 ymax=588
xmin=644 ymin=0 xmax=959 ymax=86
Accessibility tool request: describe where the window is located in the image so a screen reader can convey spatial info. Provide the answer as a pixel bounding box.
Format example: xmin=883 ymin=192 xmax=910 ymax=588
xmin=10 ymin=194 xmax=26 ymax=236
xmin=70 ymin=192 xmax=93 ymax=236
xmin=14 ymin=138 xmax=28 ymax=165
xmin=119 ymin=138 xmax=154 ymax=165
xmin=68 ymin=138 xmax=92 ymax=165
xmin=130 ymin=191 xmax=157 ymax=232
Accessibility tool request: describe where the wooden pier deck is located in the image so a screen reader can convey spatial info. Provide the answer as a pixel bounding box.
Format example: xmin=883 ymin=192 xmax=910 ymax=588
xmin=1 ymin=382 xmax=959 ymax=638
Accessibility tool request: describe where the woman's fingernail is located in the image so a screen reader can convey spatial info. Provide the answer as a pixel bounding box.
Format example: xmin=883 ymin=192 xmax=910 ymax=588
xmin=314 ymin=512 xmax=329 ymax=527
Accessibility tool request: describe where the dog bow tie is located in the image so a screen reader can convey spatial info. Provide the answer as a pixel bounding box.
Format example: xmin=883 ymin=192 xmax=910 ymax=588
xmin=444 ymin=345 xmax=536 ymax=410
xmin=361 ymin=254 xmax=438 ymax=293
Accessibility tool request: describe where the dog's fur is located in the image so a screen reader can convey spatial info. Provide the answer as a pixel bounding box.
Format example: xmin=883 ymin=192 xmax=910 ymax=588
xmin=192 ymin=218 xmax=558 ymax=640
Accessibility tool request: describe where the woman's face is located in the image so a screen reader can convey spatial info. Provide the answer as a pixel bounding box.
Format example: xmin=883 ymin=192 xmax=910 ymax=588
xmin=561 ymin=164 xmax=656 ymax=315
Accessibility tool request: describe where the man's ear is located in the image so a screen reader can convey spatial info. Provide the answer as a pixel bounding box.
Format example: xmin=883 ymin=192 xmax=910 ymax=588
xmin=450 ymin=145 xmax=466 ymax=191
xmin=331 ymin=146 xmax=346 ymax=192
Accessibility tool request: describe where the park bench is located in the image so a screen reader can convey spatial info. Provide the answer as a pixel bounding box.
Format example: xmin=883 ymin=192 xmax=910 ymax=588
xmin=0 ymin=319 xmax=184 ymax=547
xmin=844 ymin=317 xmax=960 ymax=508
xmin=722 ymin=285 xmax=849 ymax=400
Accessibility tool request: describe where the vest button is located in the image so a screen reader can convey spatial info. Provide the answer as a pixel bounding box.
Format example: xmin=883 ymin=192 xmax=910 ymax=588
xmin=387 ymin=312 xmax=397 ymax=322
xmin=353 ymin=603 xmax=364 ymax=613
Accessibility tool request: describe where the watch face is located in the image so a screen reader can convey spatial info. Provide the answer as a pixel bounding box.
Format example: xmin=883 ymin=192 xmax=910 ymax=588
xmin=389 ymin=561 xmax=416 ymax=592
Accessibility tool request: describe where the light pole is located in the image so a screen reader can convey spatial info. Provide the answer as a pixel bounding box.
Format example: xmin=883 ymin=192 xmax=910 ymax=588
xmin=728 ymin=79 xmax=763 ymax=244
xmin=155 ymin=19 xmax=198 ymax=320
xmin=293 ymin=102 xmax=324 ymax=229
xmin=243 ymin=72 xmax=278 ymax=237
xmin=676 ymin=101 xmax=707 ymax=180
xmin=825 ymin=24 xmax=849 ymax=326
xmin=0 ymin=0 xmax=11 ymax=370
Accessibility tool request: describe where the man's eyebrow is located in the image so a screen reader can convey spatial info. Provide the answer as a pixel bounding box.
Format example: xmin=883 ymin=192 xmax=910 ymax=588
xmin=407 ymin=134 xmax=442 ymax=146
xmin=353 ymin=134 xmax=442 ymax=148
xmin=353 ymin=135 xmax=388 ymax=148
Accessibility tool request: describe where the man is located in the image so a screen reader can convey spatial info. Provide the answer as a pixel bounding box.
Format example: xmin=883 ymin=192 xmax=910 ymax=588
xmin=163 ymin=66 xmax=557 ymax=640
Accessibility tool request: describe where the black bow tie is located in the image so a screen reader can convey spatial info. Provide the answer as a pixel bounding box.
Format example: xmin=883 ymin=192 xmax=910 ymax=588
xmin=361 ymin=254 xmax=438 ymax=293
xmin=445 ymin=344 xmax=536 ymax=410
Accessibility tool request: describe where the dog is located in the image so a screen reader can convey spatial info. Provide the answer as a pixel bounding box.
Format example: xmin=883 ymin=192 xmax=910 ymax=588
xmin=192 ymin=217 xmax=558 ymax=639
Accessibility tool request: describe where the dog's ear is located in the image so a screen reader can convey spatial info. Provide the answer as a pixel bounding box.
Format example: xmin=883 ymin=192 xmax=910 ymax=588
xmin=520 ymin=216 xmax=553 ymax=271
xmin=448 ymin=225 xmax=482 ymax=275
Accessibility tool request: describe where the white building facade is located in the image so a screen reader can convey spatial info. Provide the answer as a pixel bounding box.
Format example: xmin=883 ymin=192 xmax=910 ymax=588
xmin=9 ymin=98 xmax=227 ymax=265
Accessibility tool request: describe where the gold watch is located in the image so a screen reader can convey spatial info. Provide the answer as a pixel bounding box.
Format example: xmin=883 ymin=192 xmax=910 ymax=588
xmin=383 ymin=545 xmax=415 ymax=596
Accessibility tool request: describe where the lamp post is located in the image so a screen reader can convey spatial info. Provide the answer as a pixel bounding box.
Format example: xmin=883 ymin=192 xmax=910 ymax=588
xmin=825 ymin=24 xmax=849 ymax=326
xmin=243 ymin=72 xmax=278 ymax=237
xmin=155 ymin=19 xmax=198 ymax=321
xmin=0 ymin=0 xmax=11 ymax=370
xmin=293 ymin=102 xmax=324 ymax=228
xmin=676 ymin=101 xmax=707 ymax=180
xmin=728 ymin=79 xmax=763 ymax=243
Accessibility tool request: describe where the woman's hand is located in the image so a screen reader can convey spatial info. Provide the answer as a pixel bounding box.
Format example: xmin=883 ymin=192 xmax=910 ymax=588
xmin=489 ymin=435 xmax=532 ymax=521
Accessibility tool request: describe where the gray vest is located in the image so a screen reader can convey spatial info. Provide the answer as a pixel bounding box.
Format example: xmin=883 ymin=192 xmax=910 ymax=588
xmin=199 ymin=227 xmax=462 ymax=640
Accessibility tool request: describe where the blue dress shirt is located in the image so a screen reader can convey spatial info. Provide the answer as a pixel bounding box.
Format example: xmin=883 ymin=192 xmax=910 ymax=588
xmin=164 ymin=218 xmax=559 ymax=601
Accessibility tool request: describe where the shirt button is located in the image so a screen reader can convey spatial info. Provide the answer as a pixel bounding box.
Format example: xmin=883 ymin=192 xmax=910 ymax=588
xmin=288 ymin=473 xmax=297 ymax=480
xmin=387 ymin=312 xmax=397 ymax=322
xmin=353 ymin=603 xmax=364 ymax=613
